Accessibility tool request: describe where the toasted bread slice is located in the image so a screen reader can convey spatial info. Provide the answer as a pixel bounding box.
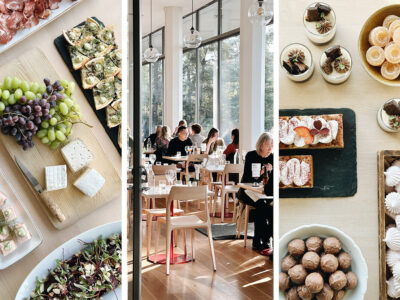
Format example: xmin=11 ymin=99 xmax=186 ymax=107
xmin=63 ymin=26 xmax=84 ymax=46
xmin=279 ymin=155 xmax=314 ymax=189
xmin=81 ymin=17 xmax=103 ymax=38
xmin=279 ymin=114 xmax=344 ymax=149
xmin=69 ymin=46 xmax=90 ymax=70
xmin=106 ymin=105 xmax=121 ymax=128
xmin=104 ymin=54 xmax=120 ymax=78
xmin=93 ymin=77 xmax=115 ymax=110
xmin=109 ymin=49 xmax=122 ymax=68
xmin=114 ymin=77 xmax=122 ymax=99
xmin=97 ymin=24 xmax=115 ymax=45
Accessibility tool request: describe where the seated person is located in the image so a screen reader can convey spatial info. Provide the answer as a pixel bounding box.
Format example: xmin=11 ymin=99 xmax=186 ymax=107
xmin=189 ymin=123 xmax=205 ymax=148
xmin=154 ymin=126 xmax=171 ymax=162
xmin=172 ymin=120 xmax=187 ymax=138
xmin=224 ymin=128 xmax=239 ymax=163
xmin=144 ymin=125 xmax=162 ymax=148
xmin=237 ymin=132 xmax=273 ymax=255
xmin=203 ymin=128 xmax=225 ymax=155
xmin=166 ymin=126 xmax=193 ymax=157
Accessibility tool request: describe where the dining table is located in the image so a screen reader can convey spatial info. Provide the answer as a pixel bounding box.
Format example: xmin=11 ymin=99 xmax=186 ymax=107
xmin=0 ymin=0 xmax=122 ymax=298
xmin=162 ymin=155 xmax=189 ymax=162
xmin=142 ymin=185 xmax=214 ymax=265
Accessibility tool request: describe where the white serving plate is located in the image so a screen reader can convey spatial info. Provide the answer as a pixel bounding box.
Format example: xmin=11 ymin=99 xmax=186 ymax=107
xmin=0 ymin=167 xmax=42 ymax=270
xmin=16 ymin=221 xmax=122 ymax=300
xmin=0 ymin=0 xmax=84 ymax=54
xmin=279 ymin=224 xmax=368 ymax=300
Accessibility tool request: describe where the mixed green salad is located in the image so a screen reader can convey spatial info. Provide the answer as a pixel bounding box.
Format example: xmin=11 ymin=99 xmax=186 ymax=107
xmin=29 ymin=234 xmax=121 ymax=299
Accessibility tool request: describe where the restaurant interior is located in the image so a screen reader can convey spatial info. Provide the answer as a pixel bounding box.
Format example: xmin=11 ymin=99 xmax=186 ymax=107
xmin=129 ymin=0 xmax=274 ymax=298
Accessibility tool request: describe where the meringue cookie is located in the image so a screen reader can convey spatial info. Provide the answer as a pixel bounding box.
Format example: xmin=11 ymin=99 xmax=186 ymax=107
xmin=387 ymin=249 xmax=400 ymax=268
xmin=327 ymin=120 xmax=339 ymax=140
xmin=385 ymin=227 xmax=400 ymax=251
xmin=386 ymin=192 xmax=400 ymax=214
xmin=385 ymin=166 xmax=400 ymax=187
xmin=397 ymin=215 xmax=400 ymax=229
xmin=388 ymin=277 xmax=400 ymax=298
xmin=393 ymin=263 xmax=400 ymax=288
xmin=293 ymin=161 xmax=311 ymax=187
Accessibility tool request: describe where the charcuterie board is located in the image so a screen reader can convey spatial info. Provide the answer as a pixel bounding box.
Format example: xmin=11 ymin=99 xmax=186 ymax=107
xmin=0 ymin=48 xmax=121 ymax=230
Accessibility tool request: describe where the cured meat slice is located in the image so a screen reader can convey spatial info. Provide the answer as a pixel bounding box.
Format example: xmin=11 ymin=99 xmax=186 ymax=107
xmin=23 ymin=0 xmax=35 ymax=18
xmin=0 ymin=23 xmax=13 ymax=44
xmin=5 ymin=0 xmax=24 ymax=11
xmin=6 ymin=11 xmax=23 ymax=30
xmin=47 ymin=0 xmax=61 ymax=10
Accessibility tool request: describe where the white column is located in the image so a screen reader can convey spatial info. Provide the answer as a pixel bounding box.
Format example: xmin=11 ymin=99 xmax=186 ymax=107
xmin=239 ymin=0 xmax=266 ymax=151
xmin=164 ymin=7 xmax=183 ymax=130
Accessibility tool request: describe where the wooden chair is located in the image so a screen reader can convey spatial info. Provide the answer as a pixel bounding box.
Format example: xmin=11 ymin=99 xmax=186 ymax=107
xmin=154 ymin=186 xmax=216 ymax=275
xmin=181 ymin=154 xmax=208 ymax=183
xmin=213 ymin=164 xmax=244 ymax=223
xmin=152 ymin=164 xmax=178 ymax=175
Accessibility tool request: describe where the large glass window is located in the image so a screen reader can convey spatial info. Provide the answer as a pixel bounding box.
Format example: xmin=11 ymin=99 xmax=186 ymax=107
xmin=152 ymin=29 xmax=163 ymax=55
xmin=142 ymin=64 xmax=150 ymax=138
xmin=222 ymin=0 xmax=240 ymax=33
xmin=182 ymin=50 xmax=197 ymax=126
xmin=151 ymin=60 xmax=164 ymax=129
xmin=265 ymin=24 xmax=273 ymax=131
xmin=220 ymin=35 xmax=240 ymax=144
xmin=198 ymin=42 xmax=218 ymax=133
xmin=199 ymin=2 xmax=218 ymax=40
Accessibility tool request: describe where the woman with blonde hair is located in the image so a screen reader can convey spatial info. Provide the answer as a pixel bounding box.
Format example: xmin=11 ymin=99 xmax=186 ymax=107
xmin=237 ymin=132 xmax=273 ymax=256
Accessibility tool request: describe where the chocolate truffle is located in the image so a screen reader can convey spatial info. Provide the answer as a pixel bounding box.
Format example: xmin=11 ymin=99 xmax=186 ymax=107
xmin=288 ymin=264 xmax=308 ymax=285
xmin=288 ymin=239 xmax=306 ymax=257
xmin=302 ymin=251 xmax=321 ymax=271
xmin=384 ymin=99 xmax=400 ymax=116
xmin=306 ymin=236 xmax=323 ymax=253
xmin=282 ymin=255 xmax=297 ymax=272
xmin=332 ymin=290 xmax=345 ymax=300
xmin=305 ymin=272 xmax=324 ymax=293
xmin=337 ymin=252 xmax=352 ymax=270
xmin=297 ymin=285 xmax=313 ymax=300
xmin=316 ymin=283 xmax=334 ymax=300
xmin=320 ymin=254 xmax=339 ymax=273
xmin=323 ymin=237 xmax=341 ymax=255
xmin=329 ymin=271 xmax=347 ymax=290
xmin=280 ymin=272 xmax=290 ymax=291
xmin=286 ymin=287 xmax=300 ymax=300
xmin=346 ymin=271 xmax=358 ymax=289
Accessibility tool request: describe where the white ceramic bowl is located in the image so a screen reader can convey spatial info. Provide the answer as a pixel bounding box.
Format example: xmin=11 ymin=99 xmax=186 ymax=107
xmin=279 ymin=224 xmax=368 ymax=300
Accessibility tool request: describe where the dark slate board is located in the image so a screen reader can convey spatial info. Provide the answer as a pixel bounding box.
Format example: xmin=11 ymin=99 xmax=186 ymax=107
xmin=53 ymin=17 xmax=120 ymax=154
xmin=279 ymin=108 xmax=357 ymax=198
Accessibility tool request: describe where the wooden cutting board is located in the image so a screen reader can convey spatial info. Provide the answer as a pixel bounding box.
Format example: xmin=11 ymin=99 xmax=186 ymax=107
xmin=0 ymin=48 xmax=121 ymax=230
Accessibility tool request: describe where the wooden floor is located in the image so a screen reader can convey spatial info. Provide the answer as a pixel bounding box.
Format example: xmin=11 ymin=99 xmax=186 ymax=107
xmin=128 ymin=198 xmax=273 ymax=300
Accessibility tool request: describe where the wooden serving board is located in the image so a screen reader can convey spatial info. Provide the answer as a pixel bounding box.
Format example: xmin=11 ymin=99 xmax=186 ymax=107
xmin=378 ymin=150 xmax=400 ymax=300
xmin=0 ymin=48 xmax=121 ymax=230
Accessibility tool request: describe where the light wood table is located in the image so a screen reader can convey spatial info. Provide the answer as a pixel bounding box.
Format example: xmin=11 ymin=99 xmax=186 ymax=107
xmin=238 ymin=183 xmax=265 ymax=195
xmin=0 ymin=0 xmax=121 ymax=298
xmin=162 ymin=155 xmax=188 ymax=162
xmin=279 ymin=1 xmax=400 ymax=298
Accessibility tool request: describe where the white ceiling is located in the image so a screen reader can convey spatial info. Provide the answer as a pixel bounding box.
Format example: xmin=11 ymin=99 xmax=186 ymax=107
xmin=141 ymin=0 xmax=213 ymax=35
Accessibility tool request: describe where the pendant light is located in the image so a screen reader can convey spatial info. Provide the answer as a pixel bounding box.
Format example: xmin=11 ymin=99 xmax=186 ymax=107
xmin=184 ymin=0 xmax=202 ymax=48
xmin=248 ymin=0 xmax=273 ymax=25
xmin=143 ymin=0 xmax=160 ymax=63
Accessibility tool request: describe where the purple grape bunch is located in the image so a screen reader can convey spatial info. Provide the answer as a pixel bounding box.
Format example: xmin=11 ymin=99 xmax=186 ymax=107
xmin=0 ymin=78 xmax=61 ymax=150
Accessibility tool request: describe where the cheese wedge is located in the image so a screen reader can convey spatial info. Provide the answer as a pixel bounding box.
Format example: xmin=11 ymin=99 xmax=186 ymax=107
xmin=61 ymin=139 xmax=94 ymax=173
xmin=45 ymin=165 xmax=67 ymax=191
xmin=74 ymin=168 xmax=105 ymax=198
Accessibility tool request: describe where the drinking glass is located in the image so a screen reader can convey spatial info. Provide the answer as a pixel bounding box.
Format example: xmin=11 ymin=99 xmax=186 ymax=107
xmin=252 ymin=163 xmax=261 ymax=187
xmin=184 ymin=146 xmax=189 ymax=155
xmin=166 ymin=169 xmax=177 ymax=185
xmin=176 ymin=151 xmax=181 ymax=158
xmin=201 ymin=143 xmax=207 ymax=153
xmin=176 ymin=180 xmax=183 ymax=186
xmin=242 ymin=150 xmax=247 ymax=163
xmin=149 ymin=154 xmax=156 ymax=165
xmin=156 ymin=162 xmax=161 ymax=166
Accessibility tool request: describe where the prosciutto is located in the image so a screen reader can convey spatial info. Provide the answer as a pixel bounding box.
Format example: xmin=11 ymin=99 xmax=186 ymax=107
xmin=0 ymin=0 xmax=64 ymax=45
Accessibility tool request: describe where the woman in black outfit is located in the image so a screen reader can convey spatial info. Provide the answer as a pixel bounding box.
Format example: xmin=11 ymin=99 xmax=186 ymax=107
xmin=238 ymin=132 xmax=273 ymax=255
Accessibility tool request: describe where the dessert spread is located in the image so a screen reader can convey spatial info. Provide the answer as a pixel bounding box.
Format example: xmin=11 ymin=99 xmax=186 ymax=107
xmin=320 ymin=45 xmax=352 ymax=84
xmin=366 ymin=14 xmax=400 ymax=80
xmin=279 ymin=155 xmax=313 ymax=188
xmin=281 ymin=43 xmax=314 ymax=82
xmin=377 ymin=98 xmax=400 ymax=132
xmin=279 ymin=114 xmax=344 ymax=149
xmin=303 ymin=2 xmax=336 ymax=44
xmin=280 ymin=236 xmax=358 ymax=299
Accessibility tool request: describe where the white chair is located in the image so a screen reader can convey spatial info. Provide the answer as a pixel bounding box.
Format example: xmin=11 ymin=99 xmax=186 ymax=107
xmin=214 ymin=164 xmax=244 ymax=223
xmin=154 ymin=186 xmax=216 ymax=275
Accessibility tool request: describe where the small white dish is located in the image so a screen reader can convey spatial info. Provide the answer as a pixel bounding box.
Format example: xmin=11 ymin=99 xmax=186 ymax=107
xmin=0 ymin=167 xmax=42 ymax=270
xmin=16 ymin=221 xmax=121 ymax=299
xmin=279 ymin=224 xmax=368 ymax=300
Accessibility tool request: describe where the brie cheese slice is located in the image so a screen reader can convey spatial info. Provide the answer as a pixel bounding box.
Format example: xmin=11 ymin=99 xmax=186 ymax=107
xmin=74 ymin=168 xmax=105 ymax=198
xmin=45 ymin=165 xmax=67 ymax=191
xmin=61 ymin=139 xmax=94 ymax=173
